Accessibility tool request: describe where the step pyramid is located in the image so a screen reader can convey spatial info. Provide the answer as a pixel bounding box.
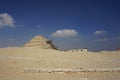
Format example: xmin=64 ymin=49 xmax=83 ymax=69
xmin=24 ymin=35 xmax=57 ymax=50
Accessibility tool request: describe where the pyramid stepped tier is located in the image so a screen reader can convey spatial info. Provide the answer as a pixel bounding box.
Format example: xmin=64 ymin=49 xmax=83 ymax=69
xmin=24 ymin=35 xmax=57 ymax=50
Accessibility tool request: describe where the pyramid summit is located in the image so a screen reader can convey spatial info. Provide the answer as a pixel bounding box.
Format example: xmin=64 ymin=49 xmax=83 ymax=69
xmin=24 ymin=35 xmax=57 ymax=50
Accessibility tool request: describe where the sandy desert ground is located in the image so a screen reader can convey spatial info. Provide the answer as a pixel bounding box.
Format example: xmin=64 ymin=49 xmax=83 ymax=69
xmin=0 ymin=47 xmax=120 ymax=80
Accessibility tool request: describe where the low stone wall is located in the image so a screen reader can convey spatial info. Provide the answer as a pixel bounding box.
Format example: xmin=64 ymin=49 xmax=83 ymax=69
xmin=65 ymin=48 xmax=88 ymax=53
xmin=21 ymin=68 xmax=120 ymax=73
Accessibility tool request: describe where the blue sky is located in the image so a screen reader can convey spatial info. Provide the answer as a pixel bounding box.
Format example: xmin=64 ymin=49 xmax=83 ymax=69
xmin=0 ymin=0 xmax=120 ymax=51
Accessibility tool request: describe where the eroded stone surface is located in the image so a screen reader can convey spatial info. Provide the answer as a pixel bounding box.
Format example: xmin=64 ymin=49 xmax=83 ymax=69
xmin=24 ymin=35 xmax=57 ymax=50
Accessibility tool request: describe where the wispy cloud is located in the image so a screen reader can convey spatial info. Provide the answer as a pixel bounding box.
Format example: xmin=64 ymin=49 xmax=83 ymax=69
xmin=94 ymin=38 xmax=108 ymax=42
xmin=116 ymin=36 xmax=120 ymax=40
xmin=51 ymin=29 xmax=78 ymax=38
xmin=36 ymin=25 xmax=41 ymax=28
xmin=94 ymin=30 xmax=106 ymax=35
xmin=0 ymin=13 xmax=15 ymax=28
xmin=9 ymin=38 xmax=15 ymax=41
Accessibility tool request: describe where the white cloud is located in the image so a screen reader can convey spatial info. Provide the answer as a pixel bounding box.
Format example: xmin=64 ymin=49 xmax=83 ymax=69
xmin=51 ymin=29 xmax=78 ymax=38
xmin=94 ymin=30 xmax=106 ymax=35
xmin=0 ymin=13 xmax=15 ymax=28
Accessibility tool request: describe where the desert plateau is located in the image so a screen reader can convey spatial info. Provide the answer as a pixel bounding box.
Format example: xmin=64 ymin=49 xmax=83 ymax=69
xmin=0 ymin=35 xmax=120 ymax=80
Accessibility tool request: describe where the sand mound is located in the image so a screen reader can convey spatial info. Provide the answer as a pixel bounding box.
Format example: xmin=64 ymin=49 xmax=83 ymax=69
xmin=24 ymin=35 xmax=57 ymax=50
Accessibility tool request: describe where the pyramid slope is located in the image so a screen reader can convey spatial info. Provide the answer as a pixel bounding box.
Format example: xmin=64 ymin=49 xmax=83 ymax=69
xmin=24 ymin=35 xmax=57 ymax=50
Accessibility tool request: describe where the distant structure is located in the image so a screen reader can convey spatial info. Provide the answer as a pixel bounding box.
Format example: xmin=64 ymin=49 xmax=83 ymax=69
xmin=24 ymin=35 xmax=57 ymax=50
xmin=65 ymin=48 xmax=88 ymax=52
xmin=117 ymin=48 xmax=120 ymax=51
